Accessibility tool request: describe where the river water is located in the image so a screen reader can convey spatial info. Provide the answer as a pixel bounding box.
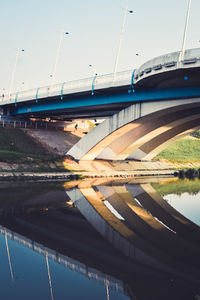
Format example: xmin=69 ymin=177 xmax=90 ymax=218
xmin=0 ymin=177 xmax=200 ymax=300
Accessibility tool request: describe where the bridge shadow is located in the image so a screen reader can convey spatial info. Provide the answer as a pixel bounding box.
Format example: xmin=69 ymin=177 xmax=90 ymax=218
xmin=0 ymin=178 xmax=200 ymax=300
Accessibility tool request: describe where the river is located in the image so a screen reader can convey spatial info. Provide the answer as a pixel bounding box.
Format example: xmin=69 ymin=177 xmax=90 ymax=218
xmin=0 ymin=177 xmax=200 ymax=300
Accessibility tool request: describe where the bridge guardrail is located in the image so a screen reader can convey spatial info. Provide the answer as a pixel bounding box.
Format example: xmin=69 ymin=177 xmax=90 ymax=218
xmin=1 ymin=48 xmax=200 ymax=107
xmin=0 ymin=70 xmax=133 ymax=105
xmin=0 ymin=225 xmax=124 ymax=293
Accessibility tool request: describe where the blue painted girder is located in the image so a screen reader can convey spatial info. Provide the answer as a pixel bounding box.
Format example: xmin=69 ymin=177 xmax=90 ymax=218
xmin=11 ymin=86 xmax=200 ymax=115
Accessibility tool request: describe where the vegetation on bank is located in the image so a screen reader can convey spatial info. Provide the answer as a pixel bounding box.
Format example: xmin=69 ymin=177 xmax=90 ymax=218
xmin=155 ymin=137 xmax=200 ymax=163
xmin=152 ymin=178 xmax=200 ymax=196
xmin=0 ymin=127 xmax=53 ymax=158
xmin=190 ymin=129 xmax=200 ymax=139
xmin=0 ymin=127 xmax=67 ymax=172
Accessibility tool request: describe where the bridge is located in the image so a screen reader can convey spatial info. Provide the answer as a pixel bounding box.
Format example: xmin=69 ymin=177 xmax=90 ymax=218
xmin=1 ymin=48 xmax=200 ymax=161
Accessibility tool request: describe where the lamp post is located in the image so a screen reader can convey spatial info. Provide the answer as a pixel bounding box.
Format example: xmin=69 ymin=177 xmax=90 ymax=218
xmin=21 ymin=82 xmax=25 ymax=91
xmin=113 ymin=7 xmax=133 ymax=81
xmin=8 ymin=48 xmax=24 ymax=99
xmin=89 ymin=64 xmax=97 ymax=76
xmin=89 ymin=65 xmax=98 ymax=95
xmin=179 ymin=0 xmax=192 ymax=62
xmin=135 ymin=52 xmax=143 ymax=69
xmin=2 ymin=88 xmax=5 ymax=97
xmin=50 ymin=31 xmax=69 ymax=89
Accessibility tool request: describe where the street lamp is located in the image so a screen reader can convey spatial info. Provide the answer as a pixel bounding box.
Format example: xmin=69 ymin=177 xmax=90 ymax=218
xmin=89 ymin=64 xmax=98 ymax=95
xmin=113 ymin=7 xmax=133 ymax=81
xmin=89 ymin=64 xmax=97 ymax=76
xmin=8 ymin=48 xmax=25 ymax=99
xmin=50 ymin=31 xmax=69 ymax=89
xmin=2 ymin=88 xmax=5 ymax=96
xmin=179 ymin=0 xmax=192 ymax=62
xmin=135 ymin=52 xmax=141 ymax=67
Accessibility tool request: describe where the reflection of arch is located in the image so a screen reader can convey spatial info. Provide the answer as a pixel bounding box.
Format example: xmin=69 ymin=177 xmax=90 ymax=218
xmin=67 ymin=181 xmax=200 ymax=277
xmin=97 ymin=185 xmax=199 ymax=265
xmin=128 ymin=183 xmax=200 ymax=247
xmin=67 ymin=187 xmax=173 ymax=271
xmin=67 ymin=100 xmax=200 ymax=161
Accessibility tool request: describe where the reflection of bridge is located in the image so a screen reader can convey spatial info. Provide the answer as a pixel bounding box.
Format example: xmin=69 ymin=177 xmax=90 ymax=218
xmin=0 ymin=225 xmax=123 ymax=294
xmin=1 ymin=49 xmax=200 ymax=162
xmin=66 ymin=178 xmax=200 ymax=299
xmin=1 ymin=179 xmax=200 ymax=299
xmin=67 ymin=179 xmax=200 ymax=278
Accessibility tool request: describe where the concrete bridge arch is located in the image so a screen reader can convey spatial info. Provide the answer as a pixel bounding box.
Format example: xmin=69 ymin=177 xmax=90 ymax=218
xmin=67 ymin=98 xmax=200 ymax=161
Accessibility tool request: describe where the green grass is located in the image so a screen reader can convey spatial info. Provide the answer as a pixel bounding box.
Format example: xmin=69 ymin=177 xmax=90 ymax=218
xmin=152 ymin=178 xmax=200 ymax=196
xmin=0 ymin=150 xmax=27 ymax=161
xmin=155 ymin=138 xmax=200 ymax=163
xmin=10 ymin=166 xmax=68 ymax=173
xmin=0 ymin=127 xmax=61 ymax=163
xmin=0 ymin=127 xmax=49 ymax=154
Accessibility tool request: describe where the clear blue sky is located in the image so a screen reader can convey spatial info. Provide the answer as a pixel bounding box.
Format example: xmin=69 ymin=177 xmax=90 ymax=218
xmin=0 ymin=0 xmax=199 ymax=93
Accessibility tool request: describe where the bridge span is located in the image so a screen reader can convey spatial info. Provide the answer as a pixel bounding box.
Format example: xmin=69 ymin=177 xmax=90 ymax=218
xmin=1 ymin=48 xmax=200 ymax=161
xmin=0 ymin=48 xmax=200 ymax=119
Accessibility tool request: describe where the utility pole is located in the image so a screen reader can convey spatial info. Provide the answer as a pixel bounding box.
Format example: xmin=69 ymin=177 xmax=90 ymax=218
xmin=8 ymin=48 xmax=24 ymax=99
xmin=179 ymin=0 xmax=192 ymax=62
xmin=113 ymin=7 xmax=133 ymax=82
xmin=50 ymin=31 xmax=69 ymax=90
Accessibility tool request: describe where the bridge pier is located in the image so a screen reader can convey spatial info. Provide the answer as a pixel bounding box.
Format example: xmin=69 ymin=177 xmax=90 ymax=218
xmin=67 ymin=98 xmax=200 ymax=162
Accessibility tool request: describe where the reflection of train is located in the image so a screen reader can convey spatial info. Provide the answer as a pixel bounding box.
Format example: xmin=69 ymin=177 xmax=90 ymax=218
xmin=0 ymin=179 xmax=200 ymax=300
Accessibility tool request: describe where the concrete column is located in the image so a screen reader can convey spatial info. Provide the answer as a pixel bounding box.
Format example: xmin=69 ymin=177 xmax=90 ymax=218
xmin=67 ymin=98 xmax=200 ymax=161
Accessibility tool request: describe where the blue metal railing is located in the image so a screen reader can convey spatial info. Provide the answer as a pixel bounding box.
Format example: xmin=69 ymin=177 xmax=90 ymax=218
xmin=0 ymin=70 xmax=133 ymax=106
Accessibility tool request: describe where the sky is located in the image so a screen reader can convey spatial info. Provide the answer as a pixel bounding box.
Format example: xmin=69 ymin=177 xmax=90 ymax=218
xmin=0 ymin=0 xmax=200 ymax=94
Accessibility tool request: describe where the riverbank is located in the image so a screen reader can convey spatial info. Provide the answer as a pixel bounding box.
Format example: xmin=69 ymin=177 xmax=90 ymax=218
xmin=3 ymin=159 xmax=200 ymax=181
xmin=0 ymin=159 xmax=175 ymax=180
xmin=0 ymin=160 xmax=174 ymax=180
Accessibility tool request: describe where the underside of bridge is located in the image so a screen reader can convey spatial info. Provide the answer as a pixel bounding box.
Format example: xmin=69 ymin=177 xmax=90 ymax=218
xmin=67 ymin=99 xmax=200 ymax=162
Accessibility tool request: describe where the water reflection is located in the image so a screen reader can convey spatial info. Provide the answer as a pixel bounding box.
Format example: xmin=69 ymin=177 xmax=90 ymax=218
xmin=0 ymin=178 xmax=200 ymax=300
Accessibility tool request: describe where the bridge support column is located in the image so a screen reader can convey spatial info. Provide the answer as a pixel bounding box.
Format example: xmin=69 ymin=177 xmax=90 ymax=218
xmin=67 ymin=98 xmax=200 ymax=161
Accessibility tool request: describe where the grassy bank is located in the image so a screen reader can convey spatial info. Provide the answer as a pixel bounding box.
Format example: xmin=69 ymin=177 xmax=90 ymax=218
xmin=155 ymin=138 xmax=200 ymax=163
xmin=0 ymin=127 xmax=66 ymax=172
xmin=0 ymin=127 xmax=53 ymax=159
